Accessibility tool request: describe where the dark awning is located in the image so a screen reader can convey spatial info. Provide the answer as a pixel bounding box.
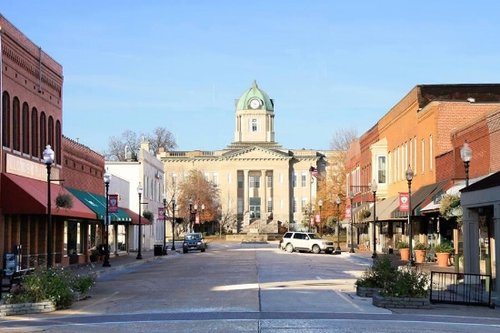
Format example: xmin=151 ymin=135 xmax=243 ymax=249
xmin=121 ymin=207 xmax=151 ymax=225
xmin=1 ymin=173 xmax=96 ymax=219
xmin=373 ymin=195 xmax=405 ymax=222
xmin=391 ymin=180 xmax=448 ymax=218
xmin=68 ymin=188 xmax=131 ymax=223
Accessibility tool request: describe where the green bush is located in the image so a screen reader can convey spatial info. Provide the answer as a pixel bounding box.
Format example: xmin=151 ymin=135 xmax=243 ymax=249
xmin=396 ymin=241 xmax=409 ymax=249
xmin=382 ymin=266 xmax=429 ymax=298
xmin=355 ymin=256 xmax=429 ymax=298
xmin=433 ymin=242 xmax=454 ymax=253
xmin=355 ymin=256 xmax=397 ymax=289
xmin=414 ymin=242 xmax=428 ymax=250
xmin=4 ymin=267 xmax=96 ymax=309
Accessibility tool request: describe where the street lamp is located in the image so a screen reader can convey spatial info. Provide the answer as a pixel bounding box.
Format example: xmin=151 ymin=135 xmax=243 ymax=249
xmin=371 ymin=179 xmax=378 ymax=259
xmin=335 ymin=196 xmax=342 ymax=254
xmin=189 ymin=199 xmax=194 ymax=233
xmin=406 ymin=165 xmax=415 ymax=266
xmin=136 ymin=183 xmax=143 ymax=260
xmin=349 ymin=191 xmax=355 ymax=253
xmin=318 ymin=200 xmax=323 ymax=237
xmin=43 ymin=145 xmax=54 ymax=268
xmin=103 ymin=170 xmax=111 ymax=267
xmin=460 ymin=142 xmax=472 ymax=187
xmin=171 ymin=199 xmax=176 ymax=251
xmin=162 ymin=195 xmax=168 ymax=255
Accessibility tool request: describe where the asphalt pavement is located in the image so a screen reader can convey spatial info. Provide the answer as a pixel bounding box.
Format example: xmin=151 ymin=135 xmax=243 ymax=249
xmin=78 ymin=241 xmax=500 ymax=319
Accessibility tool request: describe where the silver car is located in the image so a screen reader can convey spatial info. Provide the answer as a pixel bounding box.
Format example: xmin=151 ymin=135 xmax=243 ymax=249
xmin=279 ymin=232 xmax=334 ymax=254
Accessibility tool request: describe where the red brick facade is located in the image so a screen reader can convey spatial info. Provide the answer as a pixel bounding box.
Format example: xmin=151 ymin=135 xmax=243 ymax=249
xmin=62 ymin=136 xmax=105 ymax=194
xmin=0 ymin=16 xmax=103 ymax=268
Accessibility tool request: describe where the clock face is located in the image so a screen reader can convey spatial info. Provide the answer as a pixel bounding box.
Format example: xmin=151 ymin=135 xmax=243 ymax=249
xmin=249 ymin=99 xmax=261 ymax=109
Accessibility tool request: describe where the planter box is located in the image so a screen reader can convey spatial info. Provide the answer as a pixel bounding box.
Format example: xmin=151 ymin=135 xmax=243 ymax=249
xmin=356 ymin=286 xmax=381 ymax=297
xmin=373 ymin=294 xmax=431 ymax=309
xmin=436 ymin=252 xmax=450 ymax=267
xmin=399 ymin=248 xmax=410 ymax=261
xmin=415 ymin=250 xmax=427 ymax=264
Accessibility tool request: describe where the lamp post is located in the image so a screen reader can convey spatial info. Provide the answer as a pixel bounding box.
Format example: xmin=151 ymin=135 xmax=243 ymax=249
xmin=371 ymin=179 xmax=378 ymax=259
xmin=460 ymin=142 xmax=472 ymax=187
xmin=162 ymin=195 xmax=168 ymax=255
xmin=171 ymin=199 xmax=176 ymax=251
xmin=189 ymin=199 xmax=194 ymax=233
xmin=43 ymin=145 xmax=54 ymax=268
xmin=318 ymin=200 xmax=323 ymax=237
xmin=406 ymin=165 xmax=415 ymax=266
xmin=349 ymin=191 xmax=355 ymax=253
xmin=103 ymin=171 xmax=111 ymax=267
xmin=136 ymin=183 xmax=143 ymax=260
xmin=335 ymin=196 xmax=341 ymax=254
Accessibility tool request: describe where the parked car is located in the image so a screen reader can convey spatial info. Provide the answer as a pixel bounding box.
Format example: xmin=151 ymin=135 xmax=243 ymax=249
xmin=182 ymin=233 xmax=207 ymax=253
xmin=279 ymin=232 xmax=334 ymax=254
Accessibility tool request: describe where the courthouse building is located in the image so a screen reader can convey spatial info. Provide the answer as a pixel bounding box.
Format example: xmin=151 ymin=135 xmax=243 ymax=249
xmin=159 ymin=81 xmax=337 ymax=233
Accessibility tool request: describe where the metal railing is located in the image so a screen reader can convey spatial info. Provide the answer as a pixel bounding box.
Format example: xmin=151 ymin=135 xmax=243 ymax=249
xmin=430 ymin=271 xmax=494 ymax=307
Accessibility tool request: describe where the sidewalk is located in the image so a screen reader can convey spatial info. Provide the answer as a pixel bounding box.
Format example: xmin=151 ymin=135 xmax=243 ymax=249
xmin=79 ymin=248 xmax=179 ymax=277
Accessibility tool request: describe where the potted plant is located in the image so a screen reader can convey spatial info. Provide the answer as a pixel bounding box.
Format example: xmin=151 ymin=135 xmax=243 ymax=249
xmin=397 ymin=241 xmax=410 ymax=261
xmin=142 ymin=211 xmax=154 ymax=223
xmin=89 ymin=248 xmax=99 ymax=262
xmin=414 ymin=242 xmax=428 ymax=264
xmin=56 ymin=193 xmax=73 ymax=209
xmin=433 ymin=242 xmax=454 ymax=267
xmin=360 ymin=209 xmax=371 ymax=219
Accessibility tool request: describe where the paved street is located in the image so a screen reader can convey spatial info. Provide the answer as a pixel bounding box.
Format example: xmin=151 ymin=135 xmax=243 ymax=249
xmin=1 ymin=241 xmax=500 ymax=332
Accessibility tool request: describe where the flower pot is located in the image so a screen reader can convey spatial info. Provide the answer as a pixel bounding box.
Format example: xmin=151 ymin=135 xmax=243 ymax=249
xmin=415 ymin=250 xmax=426 ymax=264
xmin=399 ymin=248 xmax=410 ymax=261
xmin=436 ymin=252 xmax=450 ymax=267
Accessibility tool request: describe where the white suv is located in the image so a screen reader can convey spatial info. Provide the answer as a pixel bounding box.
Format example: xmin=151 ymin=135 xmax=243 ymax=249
xmin=279 ymin=232 xmax=334 ymax=254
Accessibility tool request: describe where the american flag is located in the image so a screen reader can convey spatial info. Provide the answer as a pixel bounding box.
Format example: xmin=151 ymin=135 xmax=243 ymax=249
xmin=309 ymin=166 xmax=319 ymax=178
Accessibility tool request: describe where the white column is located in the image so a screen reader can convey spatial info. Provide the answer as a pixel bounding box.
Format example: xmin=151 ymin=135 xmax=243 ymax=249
xmin=244 ymin=170 xmax=249 ymax=226
xmin=261 ymin=170 xmax=267 ymax=220
xmin=463 ymin=207 xmax=480 ymax=275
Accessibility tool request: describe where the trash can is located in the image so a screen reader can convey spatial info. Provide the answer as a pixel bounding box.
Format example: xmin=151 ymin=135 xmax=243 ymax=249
xmin=154 ymin=245 xmax=163 ymax=256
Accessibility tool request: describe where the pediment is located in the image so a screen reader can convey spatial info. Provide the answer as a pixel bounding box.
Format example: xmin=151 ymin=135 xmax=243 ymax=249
xmin=223 ymin=146 xmax=290 ymax=160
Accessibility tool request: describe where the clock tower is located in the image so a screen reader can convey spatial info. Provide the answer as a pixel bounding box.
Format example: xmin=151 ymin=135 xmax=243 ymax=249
xmin=231 ymin=81 xmax=278 ymax=148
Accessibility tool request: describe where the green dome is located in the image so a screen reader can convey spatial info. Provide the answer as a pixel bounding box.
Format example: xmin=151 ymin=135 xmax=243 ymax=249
xmin=236 ymin=81 xmax=274 ymax=111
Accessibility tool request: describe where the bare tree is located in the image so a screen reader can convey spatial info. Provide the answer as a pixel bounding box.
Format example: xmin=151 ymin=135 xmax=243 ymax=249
xmin=106 ymin=130 xmax=139 ymax=161
xmin=218 ymin=207 xmax=237 ymax=237
xmin=105 ymin=127 xmax=176 ymax=161
xmin=146 ymin=127 xmax=177 ymax=154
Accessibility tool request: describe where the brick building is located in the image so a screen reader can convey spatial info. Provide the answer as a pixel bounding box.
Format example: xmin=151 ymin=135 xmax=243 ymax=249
xmin=0 ymin=15 xmax=136 ymax=269
xmin=346 ymin=84 xmax=500 ymax=256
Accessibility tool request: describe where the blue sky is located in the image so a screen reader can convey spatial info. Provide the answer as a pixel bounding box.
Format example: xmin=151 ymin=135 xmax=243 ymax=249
xmin=2 ymin=1 xmax=500 ymax=153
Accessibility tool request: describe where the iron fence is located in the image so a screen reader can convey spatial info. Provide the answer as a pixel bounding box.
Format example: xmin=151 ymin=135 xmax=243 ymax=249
xmin=430 ymin=271 xmax=494 ymax=307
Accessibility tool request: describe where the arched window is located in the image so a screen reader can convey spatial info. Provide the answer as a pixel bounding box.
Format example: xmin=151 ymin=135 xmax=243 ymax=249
xmin=40 ymin=112 xmax=47 ymax=155
xmin=2 ymin=92 xmax=10 ymax=148
xmin=13 ymin=97 xmax=20 ymax=151
xmin=55 ymin=120 xmax=61 ymax=165
xmin=48 ymin=116 xmax=54 ymax=147
xmin=31 ymin=108 xmax=39 ymax=157
xmin=22 ymin=102 xmax=30 ymax=154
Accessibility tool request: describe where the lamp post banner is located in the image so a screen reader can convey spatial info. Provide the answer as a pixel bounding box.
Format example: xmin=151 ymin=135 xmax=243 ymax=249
xmin=315 ymin=214 xmax=320 ymax=223
xmin=399 ymin=192 xmax=409 ymax=212
xmin=158 ymin=207 xmax=165 ymax=221
xmin=345 ymin=204 xmax=351 ymax=219
xmin=108 ymin=194 xmax=118 ymax=213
